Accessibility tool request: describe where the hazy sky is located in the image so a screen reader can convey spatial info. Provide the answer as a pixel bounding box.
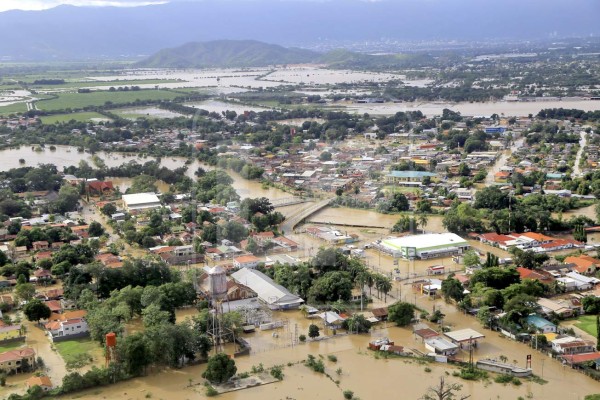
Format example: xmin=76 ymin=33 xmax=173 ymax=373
xmin=0 ymin=0 xmax=170 ymax=12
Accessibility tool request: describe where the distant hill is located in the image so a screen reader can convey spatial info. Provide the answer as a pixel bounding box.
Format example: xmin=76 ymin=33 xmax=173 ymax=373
xmin=136 ymin=40 xmax=320 ymax=68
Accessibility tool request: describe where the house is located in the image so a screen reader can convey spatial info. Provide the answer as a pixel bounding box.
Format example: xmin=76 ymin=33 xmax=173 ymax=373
xmin=233 ymin=255 xmax=261 ymax=269
xmin=271 ymin=236 xmax=299 ymax=251
xmin=0 ymin=348 xmax=35 ymax=374
xmin=565 ymin=255 xmax=600 ymax=275
xmin=537 ymin=298 xmax=581 ymax=319
xmin=425 ymin=337 xmax=459 ymax=356
xmin=44 ymin=300 xmax=62 ymax=314
xmin=87 ymin=180 xmax=114 ymax=196
xmin=265 ymin=254 xmax=300 ymax=267
xmin=371 ymin=307 xmax=389 ymax=321
xmin=32 ymin=241 xmax=49 ymax=251
xmin=32 ymin=269 xmax=52 ymax=284
xmin=319 ymin=311 xmax=346 ymax=330
xmin=0 ymin=325 xmax=24 ymax=342
xmin=551 ymin=336 xmax=596 ymax=355
xmin=26 ymin=375 xmax=53 ymax=391
xmin=526 ymin=315 xmax=557 ymax=333
xmin=45 ymin=318 xmax=89 ymax=341
xmin=565 ymin=271 xmax=600 ymax=289
xmin=516 ymin=267 xmax=554 ymax=285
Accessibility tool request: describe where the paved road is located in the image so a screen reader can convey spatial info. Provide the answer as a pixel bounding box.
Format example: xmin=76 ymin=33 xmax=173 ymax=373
xmin=485 ymin=137 xmax=525 ymax=186
xmin=572 ymin=130 xmax=589 ymax=177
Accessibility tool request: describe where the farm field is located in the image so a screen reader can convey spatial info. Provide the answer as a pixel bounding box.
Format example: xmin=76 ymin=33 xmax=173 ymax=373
xmin=40 ymin=112 xmax=110 ymax=124
xmin=35 ymin=89 xmax=182 ymax=111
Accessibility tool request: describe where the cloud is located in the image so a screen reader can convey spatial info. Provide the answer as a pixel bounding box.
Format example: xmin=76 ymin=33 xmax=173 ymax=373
xmin=0 ymin=0 xmax=170 ymax=12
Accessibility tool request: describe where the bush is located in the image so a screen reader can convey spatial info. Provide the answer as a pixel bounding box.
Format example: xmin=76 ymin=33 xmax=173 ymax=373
xmin=299 ymin=334 xmax=306 ymax=342
xmin=327 ymin=355 xmax=338 ymax=362
xmin=270 ymin=365 xmax=284 ymax=381
xmin=343 ymin=390 xmax=354 ymax=399
xmin=205 ymin=384 xmax=218 ymax=397
xmin=305 ymin=355 xmax=325 ymax=373
xmin=424 ymin=367 xmax=432 ymax=373
xmin=459 ymin=367 xmax=488 ymax=381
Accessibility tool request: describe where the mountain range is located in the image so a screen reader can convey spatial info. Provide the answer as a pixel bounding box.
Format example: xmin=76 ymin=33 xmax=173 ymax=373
xmin=0 ymin=0 xmax=599 ymax=61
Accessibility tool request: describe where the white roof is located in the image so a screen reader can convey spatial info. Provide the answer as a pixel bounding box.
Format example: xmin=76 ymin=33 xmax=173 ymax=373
xmin=425 ymin=337 xmax=458 ymax=351
xmin=566 ymin=271 xmax=600 ymax=284
xmin=122 ymin=192 xmax=160 ymax=206
xmin=231 ymin=268 xmax=303 ymax=307
xmin=444 ymin=328 xmax=485 ymax=343
xmin=382 ymin=233 xmax=467 ymax=250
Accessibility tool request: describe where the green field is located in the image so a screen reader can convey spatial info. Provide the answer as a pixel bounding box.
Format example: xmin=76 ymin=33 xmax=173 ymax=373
xmin=0 ymin=102 xmax=28 ymax=115
xmin=30 ymin=79 xmax=181 ymax=90
xmin=54 ymin=338 xmax=101 ymax=369
xmin=574 ymin=315 xmax=598 ymax=337
xmin=36 ymin=89 xmax=182 ymax=111
xmin=40 ymin=112 xmax=111 ymax=124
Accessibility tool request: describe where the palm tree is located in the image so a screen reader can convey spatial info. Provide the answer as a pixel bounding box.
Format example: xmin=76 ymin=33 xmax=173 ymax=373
xmin=365 ymin=272 xmax=375 ymax=296
xmin=299 ymin=305 xmax=309 ymax=319
xmin=377 ymin=276 xmax=393 ymax=303
xmin=418 ymin=212 xmax=429 ymax=234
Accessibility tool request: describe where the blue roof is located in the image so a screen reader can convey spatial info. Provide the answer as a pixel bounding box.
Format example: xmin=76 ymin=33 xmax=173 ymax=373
xmin=526 ymin=315 xmax=555 ymax=329
xmin=387 ymin=171 xmax=437 ymax=178
xmin=546 ymin=173 xmax=566 ymax=179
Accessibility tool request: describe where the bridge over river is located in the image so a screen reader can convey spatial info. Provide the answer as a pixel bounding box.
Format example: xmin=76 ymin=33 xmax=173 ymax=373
xmin=280 ymin=198 xmax=333 ymax=233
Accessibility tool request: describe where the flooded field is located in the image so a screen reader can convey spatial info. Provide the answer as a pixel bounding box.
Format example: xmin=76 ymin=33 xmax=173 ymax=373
xmin=114 ymin=107 xmax=187 ymax=119
xmin=339 ymin=100 xmax=600 ymax=117
xmin=185 ymin=99 xmax=270 ymax=114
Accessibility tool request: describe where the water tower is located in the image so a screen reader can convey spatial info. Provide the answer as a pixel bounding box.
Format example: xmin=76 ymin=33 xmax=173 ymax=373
xmin=208 ymin=266 xmax=228 ymax=302
xmin=206 ymin=266 xmax=234 ymax=353
xmin=105 ymin=332 xmax=117 ymax=366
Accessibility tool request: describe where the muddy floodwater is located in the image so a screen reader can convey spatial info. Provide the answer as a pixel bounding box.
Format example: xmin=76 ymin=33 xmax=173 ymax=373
xmin=2 ymin=146 xmax=600 ymax=399
xmin=58 ymin=303 xmax=600 ymax=400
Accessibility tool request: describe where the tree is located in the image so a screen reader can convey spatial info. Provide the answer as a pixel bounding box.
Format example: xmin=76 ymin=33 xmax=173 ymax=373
xmin=388 ymin=301 xmax=415 ymax=327
xmin=118 ymin=332 xmax=152 ymax=376
xmin=417 ymin=213 xmax=429 ymax=234
xmin=23 ymin=299 xmax=51 ymax=322
xmin=100 ymin=203 xmax=117 ymax=216
xmin=88 ymin=221 xmax=105 ymax=237
xmin=462 ymin=251 xmax=480 ymax=268
xmin=421 ymin=376 xmax=470 ymax=400
xmin=473 ymin=186 xmax=509 ymax=210
xmin=202 ymin=353 xmax=237 ymax=384
xmin=308 ymin=324 xmax=320 ymax=339
xmin=458 ymin=163 xmax=471 ymax=177
xmin=14 ymin=283 xmax=36 ymax=303
xmin=375 ymin=275 xmax=392 ymax=302
xmin=390 ymin=193 xmax=409 ymax=212
xmin=344 ymin=314 xmax=372 ymax=334
xmin=441 ymin=277 xmax=464 ymax=303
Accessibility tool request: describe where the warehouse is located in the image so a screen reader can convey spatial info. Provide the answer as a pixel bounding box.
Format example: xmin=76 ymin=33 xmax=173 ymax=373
xmin=231 ymin=268 xmax=304 ymax=310
xmin=379 ymin=233 xmax=469 ymax=260
xmin=121 ymin=192 xmax=162 ymax=212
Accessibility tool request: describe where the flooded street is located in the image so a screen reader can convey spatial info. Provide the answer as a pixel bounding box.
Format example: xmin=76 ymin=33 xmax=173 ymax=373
xmin=61 ymin=302 xmax=600 ymax=400
xmin=1 ymin=146 xmax=600 ymax=399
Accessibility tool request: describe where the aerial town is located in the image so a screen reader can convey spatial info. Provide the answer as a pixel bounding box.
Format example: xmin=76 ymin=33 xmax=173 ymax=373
xmin=1 ymin=2 xmax=600 ymax=400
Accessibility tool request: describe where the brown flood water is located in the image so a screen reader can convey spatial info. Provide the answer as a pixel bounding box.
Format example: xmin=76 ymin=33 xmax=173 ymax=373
xmin=60 ymin=304 xmax=600 ymax=400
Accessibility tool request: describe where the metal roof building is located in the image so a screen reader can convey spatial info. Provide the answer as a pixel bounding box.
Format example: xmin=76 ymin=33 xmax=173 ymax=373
xmin=231 ymin=268 xmax=304 ymax=310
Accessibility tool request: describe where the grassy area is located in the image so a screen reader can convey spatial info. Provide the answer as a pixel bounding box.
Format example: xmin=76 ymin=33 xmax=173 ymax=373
xmin=40 ymin=111 xmax=111 ymax=124
xmin=30 ymin=79 xmax=181 ymax=90
xmin=36 ymin=89 xmax=182 ymax=111
xmin=0 ymin=102 xmax=28 ymax=115
xmin=54 ymin=338 xmax=101 ymax=369
xmin=574 ymin=315 xmax=598 ymax=337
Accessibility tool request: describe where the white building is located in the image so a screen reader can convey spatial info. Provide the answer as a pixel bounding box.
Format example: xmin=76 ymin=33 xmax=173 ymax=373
xmin=233 ymin=255 xmax=261 ymax=269
xmin=231 ymin=268 xmax=304 ymax=310
xmin=379 ymin=233 xmax=469 ymax=260
xmin=45 ymin=318 xmax=89 ymax=341
xmin=121 ymin=193 xmax=162 ymax=212
xmin=425 ymin=337 xmax=459 ymax=356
